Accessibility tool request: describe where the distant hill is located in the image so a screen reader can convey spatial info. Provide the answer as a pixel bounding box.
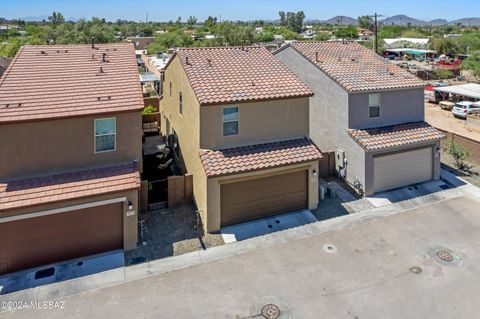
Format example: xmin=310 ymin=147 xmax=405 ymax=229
xmin=324 ymin=16 xmax=358 ymax=26
xmin=450 ymin=17 xmax=480 ymax=26
xmin=19 ymin=15 xmax=78 ymax=22
xmin=430 ymin=19 xmax=449 ymax=26
xmin=381 ymin=15 xmax=428 ymax=26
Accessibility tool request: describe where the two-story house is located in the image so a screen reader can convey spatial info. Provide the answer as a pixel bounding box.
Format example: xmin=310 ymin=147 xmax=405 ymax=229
xmin=0 ymin=44 xmax=143 ymax=274
xmin=160 ymin=46 xmax=322 ymax=232
xmin=275 ymin=41 xmax=444 ymax=196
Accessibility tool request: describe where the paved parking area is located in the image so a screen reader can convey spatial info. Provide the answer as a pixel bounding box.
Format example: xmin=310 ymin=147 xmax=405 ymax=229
xmin=425 ymin=102 xmax=480 ymax=141
xmin=4 ymin=194 xmax=480 ymax=319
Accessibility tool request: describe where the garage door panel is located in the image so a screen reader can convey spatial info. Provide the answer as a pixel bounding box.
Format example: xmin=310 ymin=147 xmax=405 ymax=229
xmin=374 ymin=147 xmax=433 ymax=193
xmin=221 ymin=170 xmax=308 ymax=226
xmin=0 ymin=203 xmax=123 ymax=275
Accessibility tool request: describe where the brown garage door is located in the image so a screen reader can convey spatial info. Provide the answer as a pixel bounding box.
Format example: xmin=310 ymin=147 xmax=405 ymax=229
xmin=0 ymin=203 xmax=123 ymax=275
xmin=221 ymin=170 xmax=308 ymax=227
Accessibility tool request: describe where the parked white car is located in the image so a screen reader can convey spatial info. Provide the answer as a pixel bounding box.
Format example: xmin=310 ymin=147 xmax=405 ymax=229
xmin=452 ymin=101 xmax=480 ymax=119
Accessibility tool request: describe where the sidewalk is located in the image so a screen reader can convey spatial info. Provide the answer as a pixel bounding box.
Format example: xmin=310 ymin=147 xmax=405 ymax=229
xmin=2 ymin=170 xmax=480 ymax=310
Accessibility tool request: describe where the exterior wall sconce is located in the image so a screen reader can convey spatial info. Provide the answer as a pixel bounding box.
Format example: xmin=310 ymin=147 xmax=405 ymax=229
xmin=127 ymin=200 xmax=133 ymax=210
xmin=313 ymin=169 xmax=317 ymax=177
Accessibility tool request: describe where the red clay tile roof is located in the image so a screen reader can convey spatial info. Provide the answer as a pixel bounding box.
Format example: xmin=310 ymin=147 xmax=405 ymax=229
xmin=175 ymin=46 xmax=313 ymax=106
xmin=284 ymin=41 xmax=425 ymax=93
xmin=349 ymin=122 xmax=445 ymax=151
xmin=199 ymin=138 xmax=322 ymax=177
xmin=0 ymin=162 xmax=140 ymax=211
xmin=0 ymin=43 xmax=144 ymax=124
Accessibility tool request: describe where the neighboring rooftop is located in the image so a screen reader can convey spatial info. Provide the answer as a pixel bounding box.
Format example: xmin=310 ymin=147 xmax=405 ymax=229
xmin=199 ymin=138 xmax=322 ymax=177
xmin=172 ymin=46 xmax=313 ymax=106
xmin=434 ymin=83 xmax=480 ymax=100
xmin=280 ymin=41 xmax=425 ymax=93
xmin=0 ymin=43 xmax=144 ymax=124
xmin=349 ymin=121 xmax=445 ymax=151
xmin=0 ymin=162 xmax=140 ymax=211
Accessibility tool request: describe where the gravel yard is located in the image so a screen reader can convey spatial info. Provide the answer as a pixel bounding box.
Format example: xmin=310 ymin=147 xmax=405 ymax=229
xmin=442 ymin=152 xmax=480 ymax=187
xmin=125 ymin=202 xmax=224 ymax=266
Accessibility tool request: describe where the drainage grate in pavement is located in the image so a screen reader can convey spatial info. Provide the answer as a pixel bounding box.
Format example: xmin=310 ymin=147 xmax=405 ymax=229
xmin=261 ymin=304 xmax=281 ymax=319
xmin=428 ymin=246 xmax=463 ymax=267
xmin=34 ymin=267 xmax=55 ymax=280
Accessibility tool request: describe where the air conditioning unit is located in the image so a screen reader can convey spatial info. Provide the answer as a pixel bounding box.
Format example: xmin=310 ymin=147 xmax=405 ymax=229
xmin=336 ymin=149 xmax=345 ymax=169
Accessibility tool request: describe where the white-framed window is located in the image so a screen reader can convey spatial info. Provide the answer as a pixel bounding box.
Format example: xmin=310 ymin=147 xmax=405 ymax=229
xmin=223 ymin=107 xmax=239 ymax=136
xmin=179 ymin=92 xmax=183 ymax=115
xmin=369 ymin=93 xmax=380 ymax=118
xmin=94 ymin=117 xmax=116 ymax=153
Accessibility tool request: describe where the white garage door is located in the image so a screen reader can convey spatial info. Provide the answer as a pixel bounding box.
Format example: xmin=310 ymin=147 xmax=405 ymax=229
xmin=374 ymin=147 xmax=433 ymax=193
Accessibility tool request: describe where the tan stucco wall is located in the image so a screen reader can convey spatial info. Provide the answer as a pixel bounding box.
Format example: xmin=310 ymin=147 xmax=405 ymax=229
xmin=0 ymin=189 xmax=139 ymax=250
xmin=200 ymin=97 xmax=310 ymax=150
xmin=206 ymin=161 xmax=319 ymax=232
xmin=159 ymin=57 xmax=208 ymax=224
xmin=0 ymin=112 xmax=142 ymax=180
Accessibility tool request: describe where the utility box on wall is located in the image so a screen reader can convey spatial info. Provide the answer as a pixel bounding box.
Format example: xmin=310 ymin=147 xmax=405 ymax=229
xmin=335 ymin=149 xmax=345 ymax=169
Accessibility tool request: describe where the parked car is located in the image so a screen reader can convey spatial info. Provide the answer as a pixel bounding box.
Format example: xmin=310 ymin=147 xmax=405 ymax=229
xmin=452 ymin=101 xmax=480 ymax=119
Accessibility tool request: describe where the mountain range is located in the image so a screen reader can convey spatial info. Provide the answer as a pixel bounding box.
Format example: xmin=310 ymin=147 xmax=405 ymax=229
xmin=308 ymin=14 xmax=480 ymax=27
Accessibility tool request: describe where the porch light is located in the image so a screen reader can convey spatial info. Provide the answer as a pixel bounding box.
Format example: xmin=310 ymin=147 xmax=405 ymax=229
xmin=127 ymin=200 xmax=133 ymax=210
xmin=313 ymin=169 xmax=317 ymax=177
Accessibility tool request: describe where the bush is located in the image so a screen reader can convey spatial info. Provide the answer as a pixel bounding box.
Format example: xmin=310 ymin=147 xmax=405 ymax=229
xmin=434 ymin=68 xmax=454 ymax=79
xmin=447 ymin=139 xmax=470 ymax=170
xmin=142 ymin=105 xmax=156 ymax=115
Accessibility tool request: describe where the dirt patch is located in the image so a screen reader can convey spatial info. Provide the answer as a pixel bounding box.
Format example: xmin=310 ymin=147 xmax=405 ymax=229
xmin=441 ymin=152 xmax=480 ymax=187
xmin=125 ymin=202 xmax=224 ymax=266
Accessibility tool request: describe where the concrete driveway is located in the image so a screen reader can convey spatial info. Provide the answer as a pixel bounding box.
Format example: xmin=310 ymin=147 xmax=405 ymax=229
xmin=3 ymin=195 xmax=480 ymax=319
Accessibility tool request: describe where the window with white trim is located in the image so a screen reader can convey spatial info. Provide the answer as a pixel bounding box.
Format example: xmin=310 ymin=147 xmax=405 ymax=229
xmin=223 ymin=107 xmax=238 ymax=136
xmin=369 ymin=93 xmax=380 ymax=118
xmin=95 ymin=117 xmax=116 ymax=153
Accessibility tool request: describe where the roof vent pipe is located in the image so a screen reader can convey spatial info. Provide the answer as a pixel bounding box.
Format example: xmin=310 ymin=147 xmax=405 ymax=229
xmin=186 ymin=56 xmax=190 ymax=65
xmin=315 ymin=52 xmax=319 ymax=62
xmin=102 ymin=53 xmax=107 ymax=62
xmin=99 ymin=67 xmax=104 ymax=73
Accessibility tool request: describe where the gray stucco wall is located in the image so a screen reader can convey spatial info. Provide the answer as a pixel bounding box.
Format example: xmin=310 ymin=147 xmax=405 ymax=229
xmin=276 ymin=47 xmax=366 ymax=192
xmin=348 ymin=88 xmax=425 ymax=129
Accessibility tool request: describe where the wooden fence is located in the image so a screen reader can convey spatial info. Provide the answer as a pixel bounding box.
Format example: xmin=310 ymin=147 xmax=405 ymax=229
xmin=167 ymin=174 xmax=193 ymax=207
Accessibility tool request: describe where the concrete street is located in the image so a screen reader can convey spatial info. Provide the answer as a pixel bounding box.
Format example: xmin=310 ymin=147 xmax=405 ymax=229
xmin=2 ymin=195 xmax=480 ymax=319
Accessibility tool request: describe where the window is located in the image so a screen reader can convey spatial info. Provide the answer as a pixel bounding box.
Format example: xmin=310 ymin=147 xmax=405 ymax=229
xmin=223 ymin=107 xmax=239 ymax=136
xmin=179 ymin=92 xmax=183 ymax=115
xmin=95 ymin=118 xmax=116 ymax=153
xmin=369 ymin=93 xmax=380 ymax=118
xmin=169 ymin=82 xmax=172 ymax=97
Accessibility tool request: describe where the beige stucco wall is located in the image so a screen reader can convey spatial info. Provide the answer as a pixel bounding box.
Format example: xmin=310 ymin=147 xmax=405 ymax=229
xmin=161 ymin=55 xmax=316 ymax=232
xmin=0 ymin=189 xmax=139 ymax=250
xmin=0 ymin=112 xmax=143 ymax=180
xmin=159 ymin=57 xmax=208 ymax=224
xmin=206 ymin=161 xmax=319 ymax=232
xmin=200 ymin=97 xmax=310 ymax=150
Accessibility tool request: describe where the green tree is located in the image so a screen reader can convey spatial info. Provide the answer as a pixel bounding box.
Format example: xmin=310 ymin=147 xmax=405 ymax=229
xmin=358 ymin=15 xmax=373 ymax=30
xmin=434 ymin=68 xmax=454 ymax=79
xmin=456 ymin=31 xmax=480 ymax=54
xmin=335 ymin=26 xmax=359 ymax=39
xmin=204 ymin=16 xmax=217 ymax=30
xmin=401 ymin=30 xmax=427 ymax=38
xmin=254 ymin=31 xmax=275 ymax=43
xmin=446 ymin=139 xmax=470 ymax=170
xmin=187 ymin=16 xmax=197 ymax=28
xmin=48 ymin=11 xmax=65 ymax=25
xmin=431 ymin=37 xmax=459 ymax=55
xmin=146 ymin=31 xmax=193 ymax=54
xmin=279 ymin=11 xmax=286 ymax=26
xmin=461 ymin=52 xmax=480 ymax=77
xmin=314 ymin=32 xmax=331 ymax=41
xmin=215 ymin=22 xmax=254 ymax=46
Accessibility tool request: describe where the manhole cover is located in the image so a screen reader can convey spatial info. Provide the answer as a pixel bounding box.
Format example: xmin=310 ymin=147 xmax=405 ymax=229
xmin=261 ymin=304 xmax=281 ymax=319
xmin=436 ymin=250 xmax=453 ymax=262
xmin=428 ymin=246 xmax=463 ymax=267
xmin=250 ymin=297 xmax=291 ymax=319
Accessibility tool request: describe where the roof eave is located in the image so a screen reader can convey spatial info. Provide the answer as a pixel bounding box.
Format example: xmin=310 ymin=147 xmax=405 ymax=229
xmin=198 ymin=93 xmax=314 ymax=107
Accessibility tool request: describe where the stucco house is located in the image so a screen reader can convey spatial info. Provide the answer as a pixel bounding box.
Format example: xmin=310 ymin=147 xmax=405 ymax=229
xmin=275 ymin=41 xmax=444 ymax=196
xmin=0 ymin=43 xmax=144 ymax=274
xmin=160 ymin=46 xmax=322 ymax=232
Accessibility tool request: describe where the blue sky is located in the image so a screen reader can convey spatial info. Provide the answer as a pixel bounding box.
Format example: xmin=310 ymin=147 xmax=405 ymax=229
xmin=1 ymin=0 xmax=478 ymax=22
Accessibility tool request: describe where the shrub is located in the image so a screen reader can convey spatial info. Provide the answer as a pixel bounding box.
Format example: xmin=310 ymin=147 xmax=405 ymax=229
xmin=142 ymin=105 xmax=156 ymax=115
xmin=434 ymin=68 xmax=454 ymax=79
xmin=446 ymin=139 xmax=470 ymax=170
